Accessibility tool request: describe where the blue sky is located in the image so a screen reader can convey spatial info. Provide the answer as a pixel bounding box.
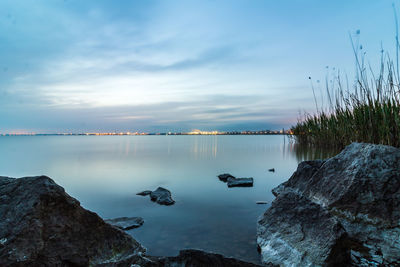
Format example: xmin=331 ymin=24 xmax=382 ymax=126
xmin=0 ymin=0 xmax=397 ymax=133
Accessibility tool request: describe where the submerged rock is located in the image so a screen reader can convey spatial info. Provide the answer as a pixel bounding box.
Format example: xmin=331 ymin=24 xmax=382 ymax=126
xmin=257 ymin=143 xmax=400 ymax=266
xmin=137 ymin=190 xmax=152 ymax=196
xmin=150 ymin=187 xmax=175 ymax=205
xmin=218 ymin=173 xmax=235 ymax=182
xmin=105 ymin=217 xmax=144 ymax=230
xmin=227 ymin=177 xmax=253 ymax=187
xmin=0 ymin=175 xmax=145 ymax=266
xmin=137 ymin=187 xmax=175 ymax=205
xmin=218 ymin=173 xmax=254 ymax=187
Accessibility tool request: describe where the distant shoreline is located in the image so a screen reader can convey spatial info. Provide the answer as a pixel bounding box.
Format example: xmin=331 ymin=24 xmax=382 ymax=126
xmin=0 ymin=132 xmax=291 ymax=137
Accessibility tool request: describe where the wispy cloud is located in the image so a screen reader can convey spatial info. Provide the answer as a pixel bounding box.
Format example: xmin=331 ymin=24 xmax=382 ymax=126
xmin=1 ymin=0 xmax=394 ymax=132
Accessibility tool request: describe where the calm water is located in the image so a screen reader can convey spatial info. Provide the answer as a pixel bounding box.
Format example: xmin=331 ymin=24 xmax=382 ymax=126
xmin=0 ymin=135 xmax=336 ymax=263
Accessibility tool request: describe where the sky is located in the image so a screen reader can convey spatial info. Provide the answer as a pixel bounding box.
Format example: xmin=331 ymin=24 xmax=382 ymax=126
xmin=0 ymin=0 xmax=398 ymax=133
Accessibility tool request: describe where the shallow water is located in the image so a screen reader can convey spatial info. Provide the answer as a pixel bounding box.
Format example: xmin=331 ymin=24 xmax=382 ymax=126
xmin=0 ymin=135 xmax=337 ymax=263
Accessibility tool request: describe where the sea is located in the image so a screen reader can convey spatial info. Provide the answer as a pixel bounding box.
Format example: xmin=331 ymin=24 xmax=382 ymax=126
xmin=0 ymin=135 xmax=337 ymax=263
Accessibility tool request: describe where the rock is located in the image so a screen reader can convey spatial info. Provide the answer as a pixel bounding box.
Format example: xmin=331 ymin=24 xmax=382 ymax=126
xmin=104 ymin=249 xmax=273 ymax=267
xmin=105 ymin=217 xmax=144 ymax=230
xmin=157 ymin=249 xmax=271 ymax=267
xmin=218 ymin=173 xmax=235 ymax=182
xmin=150 ymin=187 xmax=175 ymax=205
xmin=137 ymin=187 xmax=175 ymax=205
xmin=0 ymin=175 xmax=145 ymax=266
xmin=268 ymin=168 xmax=275 ymax=172
xmin=227 ymin=177 xmax=253 ymax=187
xmin=137 ymin=190 xmax=152 ymax=196
xmin=257 ymin=191 xmax=347 ymax=266
xmin=218 ymin=173 xmax=254 ymax=188
xmin=256 ymin=201 xmax=268 ymax=205
xmin=257 ymin=143 xmax=400 ymax=266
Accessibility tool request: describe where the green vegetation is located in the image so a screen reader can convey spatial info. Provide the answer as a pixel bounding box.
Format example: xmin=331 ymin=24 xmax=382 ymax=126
xmin=291 ymin=29 xmax=400 ymax=149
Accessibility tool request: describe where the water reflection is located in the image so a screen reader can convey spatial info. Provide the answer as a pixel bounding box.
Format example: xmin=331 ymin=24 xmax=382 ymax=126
xmin=290 ymin=142 xmax=340 ymax=162
xmin=190 ymin=135 xmax=219 ymax=159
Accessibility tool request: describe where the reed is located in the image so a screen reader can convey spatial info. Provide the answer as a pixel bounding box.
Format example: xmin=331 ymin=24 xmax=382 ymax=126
xmin=291 ymin=30 xmax=400 ymax=149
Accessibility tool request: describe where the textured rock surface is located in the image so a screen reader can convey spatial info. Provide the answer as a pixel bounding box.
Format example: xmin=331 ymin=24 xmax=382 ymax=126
xmin=101 ymin=249 xmax=272 ymax=267
xmin=137 ymin=187 xmax=175 ymax=205
xmin=227 ymin=177 xmax=254 ymax=187
xmin=150 ymin=187 xmax=175 ymax=205
xmin=105 ymin=217 xmax=144 ymax=230
xmin=0 ymin=175 xmax=145 ymax=266
xmin=257 ymin=143 xmax=400 ymax=266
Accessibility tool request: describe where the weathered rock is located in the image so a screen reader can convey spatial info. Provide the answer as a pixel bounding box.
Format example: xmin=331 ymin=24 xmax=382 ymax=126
xmin=105 ymin=217 xmax=144 ymax=230
xmin=257 ymin=191 xmax=348 ymax=266
xmin=0 ymin=175 xmax=145 ymax=266
xmin=102 ymin=249 xmax=272 ymax=267
xmin=218 ymin=173 xmax=235 ymax=182
xmin=137 ymin=190 xmax=152 ymax=196
xmin=150 ymin=187 xmax=175 ymax=205
xmin=257 ymin=143 xmax=400 ymax=266
xmin=227 ymin=177 xmax=253 ymax=187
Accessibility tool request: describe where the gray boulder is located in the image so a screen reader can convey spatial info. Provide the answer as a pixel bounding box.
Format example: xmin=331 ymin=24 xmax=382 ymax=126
xmin=257 ymin=143 xmax=400 ymax=266
xmin=105 ymin=217 xmax=144 ymax=230
xmin=0 ymin=175 xmax=145 ymax=266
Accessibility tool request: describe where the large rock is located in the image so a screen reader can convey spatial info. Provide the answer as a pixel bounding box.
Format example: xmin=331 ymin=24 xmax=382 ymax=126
xmin=257 ymin=143 xmax=400 ymax=266
xmin=0 ymin=175 xmax=145 ymax=266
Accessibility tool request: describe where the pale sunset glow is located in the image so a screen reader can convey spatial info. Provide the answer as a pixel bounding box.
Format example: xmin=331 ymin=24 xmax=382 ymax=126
xmin=0 ymin=0 xmax=396 ymax=133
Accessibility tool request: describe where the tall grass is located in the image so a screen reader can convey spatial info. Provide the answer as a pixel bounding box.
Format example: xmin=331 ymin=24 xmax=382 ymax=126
xmin=291 ymin=29 xmax=400 ymax=149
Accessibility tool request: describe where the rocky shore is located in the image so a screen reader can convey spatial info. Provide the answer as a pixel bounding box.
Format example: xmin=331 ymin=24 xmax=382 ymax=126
xmin=257 ymin=143 xmax=400 ymax=266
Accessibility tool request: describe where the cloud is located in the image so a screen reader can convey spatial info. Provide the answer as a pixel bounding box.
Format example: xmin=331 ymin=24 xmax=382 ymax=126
xmin=3 ymin=0 xmax=374 ymax=132
xmin=0 ymin=93 xmax=305 ymax=133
